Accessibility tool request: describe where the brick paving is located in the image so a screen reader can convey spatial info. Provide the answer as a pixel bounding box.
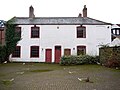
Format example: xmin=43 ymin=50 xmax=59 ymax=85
xmin=0 ymin=63 xmax=120 ymax=90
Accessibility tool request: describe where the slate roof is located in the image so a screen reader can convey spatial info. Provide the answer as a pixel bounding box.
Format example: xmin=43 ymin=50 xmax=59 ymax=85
xmin=13 ymin=17 xmax=111 ymax=25
xmin=117 ymin=24 xmax=120 ymax=27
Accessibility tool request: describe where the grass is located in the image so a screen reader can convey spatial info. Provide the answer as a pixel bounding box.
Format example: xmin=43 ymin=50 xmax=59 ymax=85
xmin=2 ymin=79 xmax=13 ymax=86
xmin=0 ymin=73 xmax=5 ymax=77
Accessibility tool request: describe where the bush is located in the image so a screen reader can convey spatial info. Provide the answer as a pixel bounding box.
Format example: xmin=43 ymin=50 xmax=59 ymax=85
xmin=0 ymin=45 xmax=6 ymax=63
xmin=60 ymin=55 xmax=100 ymax=65
xmin=104 ymin=59 xmax=120 ymax=68
xmin=99 ymin=46 xmax=120 ymax=68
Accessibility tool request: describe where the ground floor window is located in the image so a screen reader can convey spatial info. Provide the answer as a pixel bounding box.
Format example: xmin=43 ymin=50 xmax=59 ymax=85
xmin=64 ymin=49 xmax=71 ymax=56
xmin=12 ymin=46 xmax=21 ymax=58
xmin=77 ymin=46 xmax=86 ymax=55
xmin=30 ymin=46 xmax=39 ymax=58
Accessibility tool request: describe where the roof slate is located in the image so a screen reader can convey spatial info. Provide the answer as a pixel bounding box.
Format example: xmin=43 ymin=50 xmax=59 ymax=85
xmin=13 ymin=17 xmax=111 ymax=25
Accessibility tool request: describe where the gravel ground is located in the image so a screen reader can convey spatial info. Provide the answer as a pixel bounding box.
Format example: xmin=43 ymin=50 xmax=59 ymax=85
xmin=0 ymin=63 xmax=120 ymax=90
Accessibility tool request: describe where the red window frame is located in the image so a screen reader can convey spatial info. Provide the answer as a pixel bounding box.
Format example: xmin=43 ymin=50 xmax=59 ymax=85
xmin=30 ymin=46 xmax=39 ymax=58
xmin=12 ymin=46 xmax=21 ymax=58
xmin=77 ymin=46 xmax=86 ymax=55
xmin=31 ymin=26 xmax=40 ymax=38
xmin=77 ymin=26 xmax=86 ymax=38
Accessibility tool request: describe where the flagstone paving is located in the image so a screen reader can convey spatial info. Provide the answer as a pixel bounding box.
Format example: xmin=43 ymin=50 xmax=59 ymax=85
xmin=0 ymin=63 xmax=120 ymax=90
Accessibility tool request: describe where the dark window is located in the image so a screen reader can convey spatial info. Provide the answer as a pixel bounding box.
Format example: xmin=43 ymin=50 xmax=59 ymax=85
xmin=15 ymin=27 xmax=21 ymax=37
xmin=112 ymin=29 xmax=120 ymax=35
xmin=77 ymin=26 xmax=86 ymax=38
xmin=77 ymin=46 xmax=86 ymax=55
xmin=31 ymin=26 xmax=39 ymax=38
xmin=12 ymin=46 xmax=21 ymax=58
xmin=30 ymin=46 xmax=39 ymax=58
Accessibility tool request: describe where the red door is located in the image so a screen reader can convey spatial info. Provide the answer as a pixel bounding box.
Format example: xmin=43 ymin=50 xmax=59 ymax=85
xmin=55 ymin=46 xmax=61 ymax=63
xmin=45 ymin=49 xmax=52 ymax=63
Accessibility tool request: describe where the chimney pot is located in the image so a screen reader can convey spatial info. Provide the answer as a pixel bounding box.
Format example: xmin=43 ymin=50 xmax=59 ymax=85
xmin=78 ymin=13 xmax=82 ymax=17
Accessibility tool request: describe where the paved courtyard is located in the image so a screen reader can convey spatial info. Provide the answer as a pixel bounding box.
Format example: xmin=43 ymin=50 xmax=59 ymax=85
xmin=0 ymin=63 xmax=120 ymax=90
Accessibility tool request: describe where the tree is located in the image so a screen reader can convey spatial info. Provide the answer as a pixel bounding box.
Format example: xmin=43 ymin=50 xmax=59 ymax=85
xmin=3 ymin=18 xmax=21 ymax=62
xmin=0 ymin=45 xmax=6 ymax=63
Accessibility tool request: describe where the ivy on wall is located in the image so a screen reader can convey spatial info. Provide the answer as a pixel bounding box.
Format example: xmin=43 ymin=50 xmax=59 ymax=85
xmin=0 ymin=18 xmax=21 ymax=63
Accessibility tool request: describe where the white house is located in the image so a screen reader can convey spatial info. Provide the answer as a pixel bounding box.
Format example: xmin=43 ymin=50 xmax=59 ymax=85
xmin=10 ymin=5 xmax=112 ymax=63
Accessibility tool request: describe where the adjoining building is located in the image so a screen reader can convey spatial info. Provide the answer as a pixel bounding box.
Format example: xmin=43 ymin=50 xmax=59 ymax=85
xmin=110 ymin=24 xmax=120 ymax=46
xmin=0 ymin=20 xmax=5 ymax=45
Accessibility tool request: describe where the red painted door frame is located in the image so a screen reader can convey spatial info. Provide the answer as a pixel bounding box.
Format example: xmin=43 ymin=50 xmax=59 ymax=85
xmin=45 ymin=49 xmax=52 ymax=63
xmin=55 ymin=46 xmax=61 ymax=63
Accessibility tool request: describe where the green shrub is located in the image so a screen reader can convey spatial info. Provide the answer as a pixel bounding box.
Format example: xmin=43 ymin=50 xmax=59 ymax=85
xmin=60 ymin=55 xmax=100 ymax=65
xmin=0 ymin=45 xmax=6 ymax=63
xmin=99 ymin=46 xmax=120 ymax=68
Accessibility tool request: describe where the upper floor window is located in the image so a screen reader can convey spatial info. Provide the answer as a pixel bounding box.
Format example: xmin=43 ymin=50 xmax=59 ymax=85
xmin=31 ymin=26 xmax=40 ymax=38
xmin=12 ymin=46 xmax=21 ymax=58
xmin=30 ymin=46 xmax=39 ymax=58
xmin=15 ymin=27 xmax=21 ymax=37
xmin=77 ymin=26 xmax=86 ymax=38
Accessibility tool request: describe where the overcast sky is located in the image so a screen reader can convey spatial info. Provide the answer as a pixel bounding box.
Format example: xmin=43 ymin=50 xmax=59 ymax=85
xmin=0 ymin=0 xmax=119 ymax=24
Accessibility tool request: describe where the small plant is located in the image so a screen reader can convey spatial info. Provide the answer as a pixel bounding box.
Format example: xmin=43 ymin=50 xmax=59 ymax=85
xmin=2 ymin=78 xmax=14 ymax=86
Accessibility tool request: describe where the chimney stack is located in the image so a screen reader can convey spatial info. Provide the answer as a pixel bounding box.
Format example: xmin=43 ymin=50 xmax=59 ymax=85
xmin=29 ymin=6 xmax=35 ymax=18
xmin=83 ymin=5 xmax=87 ymax=17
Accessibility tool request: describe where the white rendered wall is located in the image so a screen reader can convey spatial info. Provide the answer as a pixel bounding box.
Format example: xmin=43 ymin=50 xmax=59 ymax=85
xmin=10 ymin=25 xmax=111 ymax=62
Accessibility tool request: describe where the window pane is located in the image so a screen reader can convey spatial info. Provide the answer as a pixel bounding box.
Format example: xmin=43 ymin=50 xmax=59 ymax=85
xmin=31 ymin=46 xmax=39 ymax=57
xmin=15 ymin=27 xmax=21 ymax=37
xmin=31 ymin=27 xmax=39 ymax=38
xmin=77 ymin=26 xmax=86 ymax=38
xmin=77 ymin=46 xmax=86 ymax=55
xmin=12 ymin=46 xmax=21 ymax=57
xmin=117 ymin=30 xmax=119 ymax=35
xmin=64 ymin=49 xmax=71 ymax=56
xmin=77 ymin=30 xmax=83 ymax=38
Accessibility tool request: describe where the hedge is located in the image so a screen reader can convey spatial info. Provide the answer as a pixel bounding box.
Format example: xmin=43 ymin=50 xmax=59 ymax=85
xmin=60 ymin=55 xmax=100 ymax=65
xmin=0 ymin=45 xmax=6 ymax=63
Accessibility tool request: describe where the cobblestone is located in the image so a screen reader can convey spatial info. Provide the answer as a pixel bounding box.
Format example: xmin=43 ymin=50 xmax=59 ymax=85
xmin=0 ymin=63 xmax=120 ymax=90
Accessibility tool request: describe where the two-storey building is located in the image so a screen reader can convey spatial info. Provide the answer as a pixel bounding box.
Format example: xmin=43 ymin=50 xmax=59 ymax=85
xmin=10 ymin=5 xmax=112 ymax=63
